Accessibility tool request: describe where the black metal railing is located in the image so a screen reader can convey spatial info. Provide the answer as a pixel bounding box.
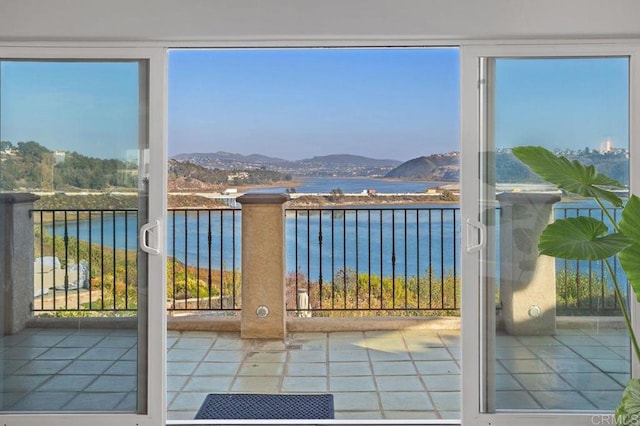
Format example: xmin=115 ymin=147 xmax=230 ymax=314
xmin=285 ymin=207 xmax=461 ymax=313
xmin=167 ymin=209 xmax=241 ymax=311
xmin=554 ymin=206 xmax=624 ymax=315
xmin=32 ymin=209 xmax=138 ymax=312
xmin=32 ymin=205 xmax=624 ymax=316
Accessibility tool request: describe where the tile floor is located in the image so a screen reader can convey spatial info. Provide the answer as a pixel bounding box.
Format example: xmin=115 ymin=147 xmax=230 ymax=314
xmin=166 ymin=329 xmax=461 ymax=421
xmin=0 ymin=325 xmax=631 ymax=421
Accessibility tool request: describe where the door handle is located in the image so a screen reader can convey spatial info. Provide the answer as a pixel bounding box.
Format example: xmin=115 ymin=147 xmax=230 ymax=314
xmin=140 ymin=219 xmax=161 ymax=255
xmin=466 ymin=218 xmax=486 ymax=254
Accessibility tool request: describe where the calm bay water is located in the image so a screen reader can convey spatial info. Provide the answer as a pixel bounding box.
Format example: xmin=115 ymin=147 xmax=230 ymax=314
xmin=47 ymin=177 xmax=460 ymax=279
xmin=50 ymin=204 xmax=460 ymax=280
xmin=248 ymin=176 xmax=443 ymax=194
xmin=45 ymin=177 xmax=622 ymax=283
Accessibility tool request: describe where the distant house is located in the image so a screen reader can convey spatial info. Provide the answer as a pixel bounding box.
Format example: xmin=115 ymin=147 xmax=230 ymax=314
xmin=53 ymin=150 xmax=66 ymax=164
xmin=227 ymin=172 xmax=248 ymax=182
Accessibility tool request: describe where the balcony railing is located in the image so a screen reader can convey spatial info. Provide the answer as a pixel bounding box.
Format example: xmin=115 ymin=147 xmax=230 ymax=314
xmin=554 ymin=206 xmax=624 ymax=314
xmin=31 ymin=205 xmax=625 ymax=316
xmin=33 ymin=209 xmax=138 ymax=313
xmin=167 ymin=209 xmax=241 ymax=311
xmin=285 ymin=208 xmax=460 ymax=314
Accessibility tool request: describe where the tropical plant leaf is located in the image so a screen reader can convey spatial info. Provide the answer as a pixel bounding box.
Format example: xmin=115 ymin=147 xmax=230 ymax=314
xmin=616 ymin=378 xmax=640 ymax=426
xmin=621 ymin=243 xmax=640 ymax=303
xmin=538 ymin=217 xmax=632 ymax=260
xmin=619 ymin=196 xmax=640 ymax=302
xmin=512 ymin=146 xmax=624 ymax=207
xmin=620 ymin=195 xmax=640 ymax=241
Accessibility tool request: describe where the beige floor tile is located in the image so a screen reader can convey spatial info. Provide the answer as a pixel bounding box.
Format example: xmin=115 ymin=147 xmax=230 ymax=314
xmin=376 ymin=375 xmax=425 ymax=391
xmin=285 ymin=362 xmax=327 ymax=376
xmin=330 ymin=376 xmax=376 ymax=392
xmin=329 ymin=361 xmax=372 ymax=376
xmin=244 ymin=351 xmax=287 ymax=363
xmin=237 ymin=362 xmax=284 ymax=376
xmin=231 ymin=376 xmax=281 ymax=392
xmin=288 ymin=350 xmax=326 ymax=363
xmin=329 ymin=349 xmax=369 ymax=362
xmin=380 ymin=391 xmax=433 ymax=411
xmin=333 ymin=391 xmax=380 ymax=411
xmin=281 ymin=376 xmax=327 ymax=392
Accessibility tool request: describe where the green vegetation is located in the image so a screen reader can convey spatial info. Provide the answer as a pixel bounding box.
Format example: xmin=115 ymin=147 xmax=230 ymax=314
xmin=496 ymin=148 xmax=628 ymax=184
xmin=385 ymin=153 xmax=460 ymax=181
xmin=286 ymin=268 xmax=460 ymax=317
xmin=34 ymin=193 xmax=138 ymax=210
xmin=34 ymin=221 xmax=242 ymax=315
xmin=167 ymin=261 xmax=240 ymax=310
xmin=34 ymin=222 xmax=138 ymax=314
xmin=168 ymin=159 xmax=291 ymax=189
xmin=555 ymin=269 xmax=619 ymax=315
xmin=1 ymin=140 xmax=136 ymax=191
xmin=512 ymin=145 xmax=640 ymax=423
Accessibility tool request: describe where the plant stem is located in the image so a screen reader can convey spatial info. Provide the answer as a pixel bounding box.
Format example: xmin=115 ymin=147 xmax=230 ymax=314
xmin=605 ymin=258 xmax=640 ymax=363
xmin=594 ymin=196 xmax=622 ymax=233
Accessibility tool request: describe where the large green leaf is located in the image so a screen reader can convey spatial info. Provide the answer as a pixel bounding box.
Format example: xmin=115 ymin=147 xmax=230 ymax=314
xmin=619 ymin=196 xmax=640 ymax=302
xmin=617 ymin=379 xmax=640 ymax=426
xmin=620 ymin=195 xmax=640 ymax=242
xmin=538 ymin=217 xmax=632 ymax=260
xmin=512 ymin=146 xmax=624 ymax=207
xmin=621 ymin=244 xmax=640 ymax=303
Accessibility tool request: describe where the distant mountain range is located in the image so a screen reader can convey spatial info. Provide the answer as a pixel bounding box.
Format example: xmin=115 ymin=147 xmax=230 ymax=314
xmin=384 ymin=153 xmax=460 ymax=181
xmin=171 ymin=152 xmax=402 ymax=177
xmin=171 ymin=148 xmax=629 ymax=183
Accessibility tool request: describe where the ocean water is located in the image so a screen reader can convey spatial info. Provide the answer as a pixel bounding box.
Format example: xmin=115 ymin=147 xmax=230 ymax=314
xmin=42 ymin=178 xmax=625 ymax=286
xmin=47 ymin=205 xmax=461 ymax=280
xmin=247 ymin=176 xmax=445 ymax=194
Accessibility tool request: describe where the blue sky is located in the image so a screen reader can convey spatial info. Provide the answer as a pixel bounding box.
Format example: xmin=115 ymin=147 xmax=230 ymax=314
xmin=0 ymin=61 xmax=140 ymax=160
xmin=0 ymin=51 xmax=629 ymax=161
xmin=168 ymin=48 xmax=460 ymax=161
xmin=495 ymin=57 xmax=628 ymax=151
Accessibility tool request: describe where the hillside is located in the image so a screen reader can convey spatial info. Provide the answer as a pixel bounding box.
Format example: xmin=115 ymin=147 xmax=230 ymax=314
xmin=0 ymin=141 xmax=135 ymax=191
xmin=385 ymin=153 xmax=460 ymax=181
xmin=171 ymin=151 xmax=401 ymax=177
xmin=172 ymin=151 xmax=293 ymax=170
xmin=296 ymin=154 xmax=400 ymax=176
xmin=168 ymin=159 xmax=291 ymax=191
xmin=493 ymin=149 xmax=629 ymax=184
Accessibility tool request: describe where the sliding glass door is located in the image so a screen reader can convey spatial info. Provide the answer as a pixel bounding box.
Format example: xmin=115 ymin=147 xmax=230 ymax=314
xmin=461 ymin=44 xmax=640 ymax=425
xmin=0 ymin=48 xmax=165 ymax=426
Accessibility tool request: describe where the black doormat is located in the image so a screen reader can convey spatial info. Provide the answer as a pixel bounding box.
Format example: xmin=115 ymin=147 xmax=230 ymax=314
xmin=195 ymin=393 xmax=335 ymax=420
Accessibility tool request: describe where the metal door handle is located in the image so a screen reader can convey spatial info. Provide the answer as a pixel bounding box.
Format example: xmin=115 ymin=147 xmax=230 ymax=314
xmin=140 ymin=220 xmax=161 ymax=255
xmin=466 ymin=218 xmax=486 ymax=254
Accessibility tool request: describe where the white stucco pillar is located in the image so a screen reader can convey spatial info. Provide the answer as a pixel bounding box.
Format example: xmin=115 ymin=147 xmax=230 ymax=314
xmin=0 ymin=193 xmax=40 ymax=335
xmin=497 ymin=192 xmax=561 ymax=335
xmin=237 ymin=193 xmax=288 ymax=339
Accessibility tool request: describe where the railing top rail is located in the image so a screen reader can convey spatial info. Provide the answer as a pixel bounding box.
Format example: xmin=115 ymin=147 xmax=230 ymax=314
xmin=285 ymin=207 xmax=460 ymax=212
xmin=168 ymin=208 xmax=242 ymax=212
xmin=32 ymin=208 xmax=139 ymax=212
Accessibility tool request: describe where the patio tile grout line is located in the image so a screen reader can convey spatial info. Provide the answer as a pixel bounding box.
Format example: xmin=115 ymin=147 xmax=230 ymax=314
xmin=363 ymin=333 xmax=384 ymax=419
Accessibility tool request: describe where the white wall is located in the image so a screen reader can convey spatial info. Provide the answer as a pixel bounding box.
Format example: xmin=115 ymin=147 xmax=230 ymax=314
xmin=0 ymin=0 xmax=639 ymax=43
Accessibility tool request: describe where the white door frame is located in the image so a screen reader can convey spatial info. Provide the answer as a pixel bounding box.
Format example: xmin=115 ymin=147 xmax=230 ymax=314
xmin=460 ymin=42 xmax=640 ymax=426
xmin=0 ymin=46 xmax=167 ymax=426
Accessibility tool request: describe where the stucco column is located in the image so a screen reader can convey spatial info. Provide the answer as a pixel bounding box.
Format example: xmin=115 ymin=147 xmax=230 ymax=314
xmin=0 ymin=193 xmax=40 ymax=335
xmin=237 ymin=193 xmax=289 ymax=339
xmin=497 ymin=192 xmax=561 ymax=335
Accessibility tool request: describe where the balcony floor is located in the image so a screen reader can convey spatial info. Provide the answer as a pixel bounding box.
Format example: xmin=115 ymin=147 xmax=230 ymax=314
xmin=0 ymin=325 xmax=630 ymax=420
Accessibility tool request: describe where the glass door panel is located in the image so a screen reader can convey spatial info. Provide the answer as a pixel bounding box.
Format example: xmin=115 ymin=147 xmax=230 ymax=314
xmin=480 ymin=56 xmax=630 ymax=413
xmin=0 ymin=60 xmax=150 ymax=414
